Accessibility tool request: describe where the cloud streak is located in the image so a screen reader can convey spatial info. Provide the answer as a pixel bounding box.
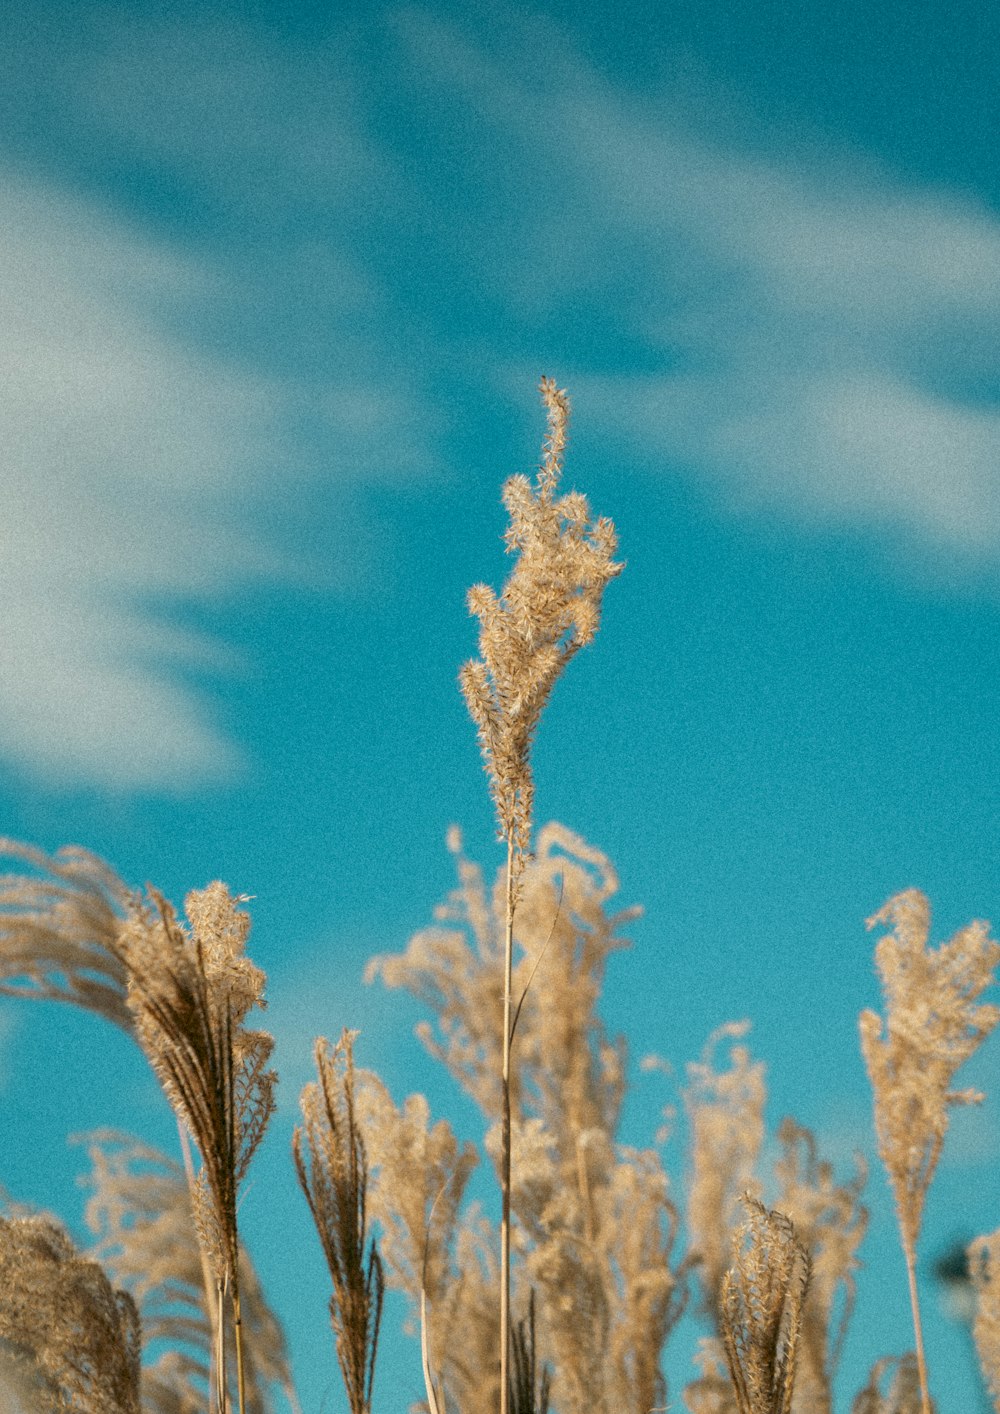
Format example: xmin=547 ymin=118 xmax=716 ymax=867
xmin=0 ymin=12 xmax=436 ymax=792
xmin=397 ymin=10 xmax=1000 ymax=558
xmin=0 ymin=173 xmax=289 ymax=789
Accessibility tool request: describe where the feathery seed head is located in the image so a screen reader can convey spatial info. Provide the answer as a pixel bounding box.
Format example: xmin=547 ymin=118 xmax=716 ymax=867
xmin=468 ymin=583 xmax=498 ymax=619
xmin=117 ymin=884 xmax=276 ymax=1286
xmin=0 ymin=839 xmax=134 ymax=1030
xmin=684 ymin=1023 xmax=766 ymax=1321
xmin=720 ymin=1198 xmax=811 ymax=1414
xmin=772 ymin=1119 xmax=867 ymax=1413
xmin=294 ymin=1031 xmax=384 ymax=1414
xmin=0 ymin=1214 xmax=141 ymax=1413
xmin=860 ymin=889 xmax=1000 ymax=1254
xmin=460 ymin=379 xmax=623 ymax=859
xmin=79 ymin=1129 xmax=294 ymax=1414
xmin=968 ymin=1229 xmax=1000 ymax=1411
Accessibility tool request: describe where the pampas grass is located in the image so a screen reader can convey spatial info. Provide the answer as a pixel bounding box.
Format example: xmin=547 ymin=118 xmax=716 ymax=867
xmin=861 ymin=890 xmax=1000 ymax=1414
xmin=117 ymin=884 xmax=277 ymax=1414
xmin=294 ymin=1032 xmax=383 ymax=1414
xmin=459 ymin=376 xmax=622 ymax=1414
xmin=0 ymin=1213 xmax=141 ymax=1412
xmin=0 ymin=379 xmax=999 ymax=1414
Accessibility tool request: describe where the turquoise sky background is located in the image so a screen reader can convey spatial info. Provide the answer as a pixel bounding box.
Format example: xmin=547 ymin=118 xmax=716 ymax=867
xmin=1 ymin=0 xmax=999 ymax=1408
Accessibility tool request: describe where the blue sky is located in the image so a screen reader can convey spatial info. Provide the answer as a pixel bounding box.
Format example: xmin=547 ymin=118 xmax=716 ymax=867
xmin=1 ymin=0 xmax=999 ymax=1408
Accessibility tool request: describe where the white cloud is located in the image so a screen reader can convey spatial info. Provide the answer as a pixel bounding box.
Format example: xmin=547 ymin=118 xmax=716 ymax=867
xmin=0 ymin=173 xmax=285 ymax=790
xmin=581 ymin=137 xmax=1000 ymax=553
xmin=398 ymin=11 xmax=1000 ymax=558
xmin=0 ymin=18 xmax=437 ymax=791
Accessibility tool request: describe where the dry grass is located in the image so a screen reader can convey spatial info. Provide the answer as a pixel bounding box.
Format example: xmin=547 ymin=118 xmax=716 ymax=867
xmin=0 ymin=1212 xmax=141 ymax=1412
xmin=293 ymin=1032 xmax=384 ymax=1414
xmin=719 ymin=1197 xmax=811 ymax=1414
xmin=0 ymin=839 xmax=133 ymax=1030
xmin=861 ymin=890 xmax=1000 ymax=1413
xmin=459 ymin=376 xmax=622 ymax=1414
xmin=78 ymin=1129 xmax=295 ymax=1414
xmin=117 ymin=884 xmax=277 ymax=1414
xmin=0 ymin=379 xmax=998 ymax=1414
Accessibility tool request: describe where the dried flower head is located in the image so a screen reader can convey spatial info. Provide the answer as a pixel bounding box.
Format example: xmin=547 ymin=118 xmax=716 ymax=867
xmin=367 ymin=825 xmax=686 ymax=1414
xmin=859 ymin=889 xmax=997 ymax=1414
xmin=294 ymin=1031 xmax=384 ymax=1414
xmin=78 ymin=1129 xmax=294 ymax=1414
xmin=429 ymin=1206 xmax=502 ymax=1414
xmin=117 ymin=884 xmax=275 ymax=1289
xmin=720 ymin=1198 xmax=811 ymax=1414
xmin=684 ymin=1023 xmax=767 ymax=1321
xmin=0 ymin=1213 xmax=141 ymax=1413
xmin=773 ymin=1119 xmax=868 ymax=1414
xmin=459 ymin=378 xmax=622 ymax=860
xmin=968 ymin=1228 xmax=1000 ymax=1412
xmin=367 ymin=824 xmax=636 ymax=1143
xmin=860 ymin=890 xmax=1000 ymax=1256
xmin=116 ymin=883 xmax=276 ymax=1414
xmin=851 ymin=1354 xmax=929 ymax=1414
xmin=0 ymin=839 xmax=133 ymax=1030
xmin=356 ymin=1071 xmax=477 ymax=1385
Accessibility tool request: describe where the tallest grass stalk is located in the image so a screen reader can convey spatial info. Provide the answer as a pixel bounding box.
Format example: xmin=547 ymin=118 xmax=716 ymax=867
xmin=459 ymin=378 xmax=622 ymax=1413
xmin=500 ymin=833 xmax=515 ymax=1414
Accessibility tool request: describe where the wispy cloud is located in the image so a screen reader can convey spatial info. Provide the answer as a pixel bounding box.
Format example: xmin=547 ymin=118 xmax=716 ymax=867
xmin=0 ymin=13 xmax=435 ymax=792
xmin=0 ymin=172 xmax=288 ymax=790
xmin=397 ymin=10 xmax=1000 ymax=558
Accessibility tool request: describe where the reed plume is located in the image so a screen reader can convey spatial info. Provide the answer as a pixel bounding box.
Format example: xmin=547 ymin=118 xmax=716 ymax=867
xmin=0 ymin=839 xmax=133 ymax=1030
xmin=0 ymin=1212 xmax=141 ymax=1413
xmin=851 ymin=1354 xmax=928 ymax=1414
xmin=79 ymin=1129 xmax=295 ymax=1414
xmin=117 ymin=883 xmax=276 ymax=1414
xmin=683 ymin=1023 xmax=766 ymax=1322
xmin=459 ymin=377 xmax=622 ymax=864
xmin=860 ymin=889 xmax=1000 ymax=1414
xmin=968 ymin=1229 xmax=1000 ymax=1412
xmin=720 ymin=1197 xmax=811 ymax=1414
xmin=459 ymin=376 xmax=622 ymax=1414
xmin=369 ymin=824 xmax=688 ymax=1414
xmin=294 ymin=1031 xmax=384 ymax=1414
xmin=356 ymin=1070 xmax=479 ymax=1408
xmin=772 ymin=1119 xmax=867 ymax=1414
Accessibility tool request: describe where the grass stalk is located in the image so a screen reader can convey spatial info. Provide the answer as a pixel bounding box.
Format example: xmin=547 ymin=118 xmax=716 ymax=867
xmin=500 ymin=832 xmax=515 ymax=1414
xmin=904 ymin=1241 xmax=931 ymax=1414
xmin=177 ymin=1118 xmax=223 ymax=1410
xmin=216 ymin=1276 xmax=228 ymax=1414
xmin=233 ymin=1282 xmax=247 ymax=1414
xmin=421 ymin=1284 xmax=444 ymax=1414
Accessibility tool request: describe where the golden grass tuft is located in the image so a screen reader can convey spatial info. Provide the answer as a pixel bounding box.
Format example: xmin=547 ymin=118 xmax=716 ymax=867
xmin=118 ymin=883 xmax=276 ymax=1414
xmin=0 ymin=1212 xmax=141 ymax=1413
xmin=0 ymin=838 xmax=134 ymax=1030
xmin=294 ymin=1031 xmax=384 ymax=1414
xmin=720 ymin=1197 xmax=811 ymax=1414
xmin=861 ymin=889 xmax=1000 ymax=1413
